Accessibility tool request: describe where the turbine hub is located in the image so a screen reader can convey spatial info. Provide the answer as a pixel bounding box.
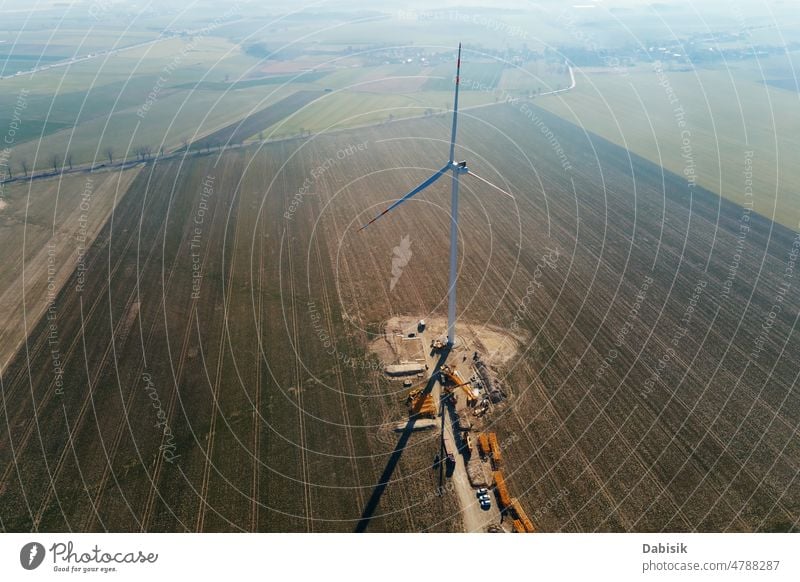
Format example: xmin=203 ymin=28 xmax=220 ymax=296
xmin=452 ymin=160 xmax=469 ymax=174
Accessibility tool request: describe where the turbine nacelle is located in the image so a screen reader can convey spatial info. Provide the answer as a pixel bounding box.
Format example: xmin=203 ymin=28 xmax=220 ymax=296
xmin=453 ymin=160 xmax=469 ymax=173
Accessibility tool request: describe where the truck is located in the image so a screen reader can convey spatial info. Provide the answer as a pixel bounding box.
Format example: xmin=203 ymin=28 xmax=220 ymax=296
xmin=443 ymin=433 xmax=456 ymax=475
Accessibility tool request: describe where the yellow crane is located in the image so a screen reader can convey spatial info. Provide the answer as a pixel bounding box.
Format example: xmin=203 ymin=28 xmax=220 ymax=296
xmin=439 ymin=364 xmax=478 ymax=406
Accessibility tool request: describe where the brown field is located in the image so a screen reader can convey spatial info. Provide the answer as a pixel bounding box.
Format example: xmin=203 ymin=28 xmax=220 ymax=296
xmin=1 ymin=101 xmax=798 ymax=532
xmin=0 ymin=168 xmax=141 ymax=372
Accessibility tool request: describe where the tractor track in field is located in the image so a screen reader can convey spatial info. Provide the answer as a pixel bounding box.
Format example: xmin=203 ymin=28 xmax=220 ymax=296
xmin=251 ymin=225 xmax=265 ymax=532
xmin=0 ymin=196 xmax=149 ymax=464
xmin=281 ymin=167 xmax=313 ymax=532
xmin=81 ymin=167 xmax=218 ymax=531
xmin=2 ymin=168 xmax=168 ymax=530
xmin=139 ymin=164 xmax=227 ymax=532
xmin=315 ymin=179 xmax=416 ymax=530
xmin=522 ymin=370 xmax=635 ymax=531
xmin=330 ymin=192 xmax=420 ymax=530
xmin=558 ymin=319 xmax=695 ymax=530
xmin=31 ymin=291 xmax=142 ymax=530
xmin=285 ymin=238 xmax=313 ymax=530
xmin=196 ymin=162 xmax=244 ymax=533
xmin=511 ymin=361 xmax=578 ymax=531
xmin=537 ymin=223 xmax=799 ymax=528
xmin=593 ymin=337 xmax=796 ymax=530
xmin=193 ymin=305 xmax=227 ymax=532
xmin=499 ymin=255 xmax=711 ymax=531
xmin=310 ymin=222 xmax=365 ymax=512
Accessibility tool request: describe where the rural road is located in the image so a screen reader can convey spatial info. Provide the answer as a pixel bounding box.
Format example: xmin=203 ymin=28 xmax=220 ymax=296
xmin=1 ymin=65 xmax=575 ymax=188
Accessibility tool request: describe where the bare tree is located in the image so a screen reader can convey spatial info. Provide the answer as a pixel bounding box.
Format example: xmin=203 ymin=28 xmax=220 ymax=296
xmin=106 ymin=147 xmax=114 ymax=164
xmin=51 ymin=155 xmax=59 ymax=173
xmin=181 ymin=137 xmax=189 ymax=150
xmin=20 ymin=159 xmax=29 ymax=177
xmin=66 ymin=153 xmax=73 ymax=170
xmin=134 ymin=146 xmax=152 ymax=161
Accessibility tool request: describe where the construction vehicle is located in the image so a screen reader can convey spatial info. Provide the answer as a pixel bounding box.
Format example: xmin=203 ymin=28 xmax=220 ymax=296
xmin=478 ymin=433 xmax=490 ymax=457
xmin=457 ymin=433 xmax=472 ymax=459
xmin=492 ymin=470 xmax=512 ymax=509
xmin=410 ymin=394 xmax=436 ymax=418
xmin=439 ymin=364 xmax=478 ymax=406
xmin=488 ymin=432 xmax=503 ymax=467
xmin=443 ymin=433 xmax=456 ymax=474
xmin=510 ymin=498 xmax=536 ymax=532
xmin=406 ymin=386 xmax=423 ymax=401
xmin=460 ymin=384 xmax=478 ymax=407
xmin=407 ymin=387 xmax=436 ymax=418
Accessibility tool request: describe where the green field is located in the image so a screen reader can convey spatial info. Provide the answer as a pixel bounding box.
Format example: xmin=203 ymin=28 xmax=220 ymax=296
xmin=0 ymin=34 xmax=311 ymax=171
xmin=1 ymin=31 xmax=564 ymax=174
xmin=259 ymin=89 xmax=501 ymax=139
xmin=535 ymin=65 xmax=800 ymax=231
xmin=5 ymin=84 xmax=299 ymax=171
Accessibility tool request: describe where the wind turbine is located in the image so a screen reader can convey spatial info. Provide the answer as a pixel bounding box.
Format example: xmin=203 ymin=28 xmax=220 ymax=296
xmin=359 ymin=43 xmax=514 ymax=347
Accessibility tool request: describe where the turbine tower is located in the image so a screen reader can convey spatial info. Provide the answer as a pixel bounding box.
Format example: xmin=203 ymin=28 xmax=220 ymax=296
xmin=360 ymin=43 xmax=514 ymax=347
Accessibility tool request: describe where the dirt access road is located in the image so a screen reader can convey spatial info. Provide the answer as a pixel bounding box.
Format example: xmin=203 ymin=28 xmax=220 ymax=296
xmin=415 ymin=326 xmax=503 ymax=532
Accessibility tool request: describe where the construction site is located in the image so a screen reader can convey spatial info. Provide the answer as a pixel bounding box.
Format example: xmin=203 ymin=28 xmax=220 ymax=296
xmin=370 ymin=315 xmax=534 ymax=532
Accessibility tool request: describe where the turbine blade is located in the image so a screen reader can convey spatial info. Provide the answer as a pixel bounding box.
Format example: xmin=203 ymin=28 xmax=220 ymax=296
xmin=448 ymin=42 xmax=462 ymax=164
xmin=466 ymin=171 xmax=516 ymax=199
xmin=359 ymin=164 xmax=451 ymax=231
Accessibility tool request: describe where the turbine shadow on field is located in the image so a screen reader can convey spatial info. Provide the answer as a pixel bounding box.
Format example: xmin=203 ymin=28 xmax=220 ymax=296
xmin=355 ymin=349 xmax=452 ymax=533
